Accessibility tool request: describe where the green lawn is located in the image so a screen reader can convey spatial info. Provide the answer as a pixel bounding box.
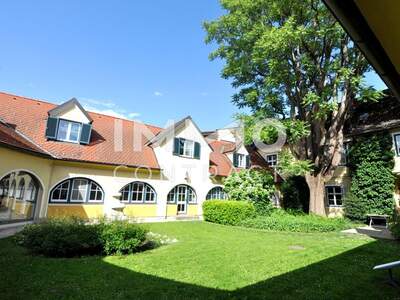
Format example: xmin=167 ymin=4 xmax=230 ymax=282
xmin=1 ymin=221 xmax=399 ymax=299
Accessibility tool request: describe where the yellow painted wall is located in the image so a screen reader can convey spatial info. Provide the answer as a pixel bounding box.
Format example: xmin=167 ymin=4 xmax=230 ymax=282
xmin=187 ymin=205 xmax=198 ymax=216
xmin=123 ymin=205 xmax=157 ymax=217
xmin=47 ymin=205 xmax=104 ymax=219
xmin=0 ymin=147 xmax=53 ymax=219
xmin=166 ymin=204 xmax=199 ymax=216
xmin=325 ymin=166 xmax=350 ymax=217
xmin=166 ymin=204 xmax=177 ymax=216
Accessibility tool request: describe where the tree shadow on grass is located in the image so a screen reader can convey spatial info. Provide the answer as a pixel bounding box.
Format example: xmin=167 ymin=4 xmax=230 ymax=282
xmin=0 ymin=239 xmax=399 ymax=300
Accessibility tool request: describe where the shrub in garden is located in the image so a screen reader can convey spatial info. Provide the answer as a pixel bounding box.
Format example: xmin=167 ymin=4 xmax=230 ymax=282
xmin=239 ymin=210 xmax=353 ymax=233
xmin=223 ymin=169 xmax=275 ymax=215
xmin=100 ymin=221 xmax=148 ymax=255
xmin=15 ymin=217 xmax=102 ymax=257
xmin=15 ymin=218 xmax=149 ymax=257
xmin=203 ymin=200 xmax=256 ymax=225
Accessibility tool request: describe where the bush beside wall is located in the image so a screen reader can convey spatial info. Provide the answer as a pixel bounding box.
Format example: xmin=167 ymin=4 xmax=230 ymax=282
xmin=239 ymin=210 xmax=353 ymax=233
xmin=202 ymin=200 xmax=256 ymax=225
xmin=15 ymin=218 xmax=148 ymax=257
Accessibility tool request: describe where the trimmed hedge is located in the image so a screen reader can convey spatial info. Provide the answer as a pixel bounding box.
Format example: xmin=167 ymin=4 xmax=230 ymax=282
xmin=203 ymin=200 xmax=256 ymax=225
xmin=15 ymin=218 xmax=149 ymax=257
xmin=239 ymin=210 xmax=353 ymax=232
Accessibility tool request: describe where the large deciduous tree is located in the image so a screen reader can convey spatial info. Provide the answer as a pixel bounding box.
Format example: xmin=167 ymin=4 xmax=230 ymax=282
xmin=204 ymin=0 xmax=381 ymax=215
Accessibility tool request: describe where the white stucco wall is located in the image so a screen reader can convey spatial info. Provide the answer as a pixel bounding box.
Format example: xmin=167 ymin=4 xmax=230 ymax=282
xmin=153 ymin=119 xmax=223 ymax=215
xmin=55 ymin=103 xmax=91 ymax=124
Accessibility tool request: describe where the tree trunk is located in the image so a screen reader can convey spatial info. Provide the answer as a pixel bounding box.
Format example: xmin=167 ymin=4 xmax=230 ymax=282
xmin=305 ymin=173 xmax=326 ymax=216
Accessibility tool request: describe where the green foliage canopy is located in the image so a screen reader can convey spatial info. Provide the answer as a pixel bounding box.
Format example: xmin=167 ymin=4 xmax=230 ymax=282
xmin=205 ymin=0 xmax=381 ymax=177
xmin=224 ymin=169 xmax=275 ymax=214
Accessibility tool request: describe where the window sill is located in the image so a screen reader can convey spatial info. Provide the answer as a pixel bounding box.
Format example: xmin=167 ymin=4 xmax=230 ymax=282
xmin=173 ymin=154 xmax=199 ymax=160
xmin=54 ymin=138 xmax=80 ymax=144
xmin=327 ymin=205 xmax=343 ymax=208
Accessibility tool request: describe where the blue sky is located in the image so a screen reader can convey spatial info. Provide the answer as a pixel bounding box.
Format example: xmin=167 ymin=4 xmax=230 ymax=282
xmin=0 ymin=1 xmax=387 ymax=131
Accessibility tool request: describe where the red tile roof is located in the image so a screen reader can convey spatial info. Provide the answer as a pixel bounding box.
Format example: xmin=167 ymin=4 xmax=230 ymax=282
xmin=0 ymin=92 xmax=272 ymax=177
xmin=209 ymin=140 xmax=236 ymax=177
xmin=0 ymin=92 xmax=162 ymax=169
xmin=209 ymin=139 xmax=278 ymax=179
xmin=0 ymin=122 xmax=51 ymax=157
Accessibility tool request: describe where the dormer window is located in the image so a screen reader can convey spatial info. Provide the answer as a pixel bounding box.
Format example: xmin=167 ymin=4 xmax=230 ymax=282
xmin=45 ymin=98 xmax=93 ymax=145
xmin=57 ymin=119 xmax=82 ymax=143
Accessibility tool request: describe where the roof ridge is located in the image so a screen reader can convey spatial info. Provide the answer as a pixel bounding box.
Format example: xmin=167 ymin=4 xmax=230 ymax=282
xmin=0 ymin=91 xmax=163 ymax=131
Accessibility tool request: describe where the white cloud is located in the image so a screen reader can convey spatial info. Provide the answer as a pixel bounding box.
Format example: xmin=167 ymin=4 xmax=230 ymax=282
xmin=153 ymin=91 xmax=163 ymax=97
xmin=128 ymin=112 xmax=140 ymax=118
xmin=79 ymin=97 xmax=140 ymax=120
xmin=80 ymin=97 xmax=116 ymax=109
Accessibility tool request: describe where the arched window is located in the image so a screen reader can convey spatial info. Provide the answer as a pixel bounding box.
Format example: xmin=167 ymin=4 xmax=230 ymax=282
xmin=16 ymin=178 xmax=25 ymax=200
xmin=0 ymin=171 xmax=42 ymax=224
xmin=167 ymin=185 xmax=197 ymax=204
xmin=206 ymin=187 xmax=227 ymax=200
xmin=119 ymin=182 xmax=156 ymax=204
xmin=49 ymin=178 xmax=104 ymax=203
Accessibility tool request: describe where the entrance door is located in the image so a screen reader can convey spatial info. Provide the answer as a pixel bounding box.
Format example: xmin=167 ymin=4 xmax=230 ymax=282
xmin=176 ymin=185 xmax=187 ymax=214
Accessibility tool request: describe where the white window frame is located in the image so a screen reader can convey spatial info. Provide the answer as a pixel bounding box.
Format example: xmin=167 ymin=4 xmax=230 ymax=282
xmin=393 ymin=133 xmax=400 ymax=157
xmin=167 ymin=185 xmax=197 ymax=204
xmin=119 ymin=182 xmax=157 ymax=204
xmin=237 ymin=153 xmax=246 ymax=168
xmin=131 ymin=182 xmax=145 ymax=203
xmin=266 ymin=154 xmax=278 ymax=168
xmin=120 ymin=184 xmax=131 ymax=203
xmin=179 ymin=139 xmax=195 ymax=158
xmin=50 ymin=181 xmax=70 ymax=203
xmin=325 ymin=185 xmax=344 ymax=207
xmin=206 ymin=187 xmax=227 ymax=200
xmin=70 ymin=179 xmax=89 ymax=203
xmin=88 ymin=182 xmax=103 ymax=203
xmin=56 ymin=119 xmax=82 ymax=143
xmin=339 ymin=142 xmax=350 ymax=166
xmin=26 ymin=181 xmax=37 ymax=202
xmin=144 ymin=185 xmax=156 ymax=203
